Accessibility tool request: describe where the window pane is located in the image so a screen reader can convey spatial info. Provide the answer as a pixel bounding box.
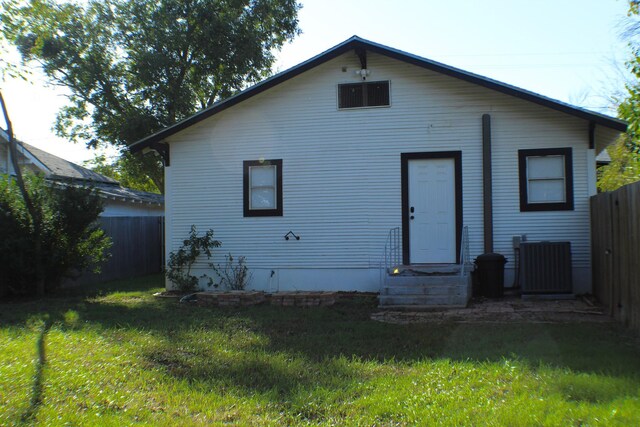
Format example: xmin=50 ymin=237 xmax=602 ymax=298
xmin=339 ymin=84 xmax=364 ymax=108
xmin=250 ymin=165 xmax=275 ymax=187
xmin=251 ymin=187 xmax=276 ymax=209
xmin=529 ymin=180 xmax=565 ymax=203
xmin=528 ymin=156 xmax=564 ymax=179
xmin=367 ymin=81 xmax=390 ymax=106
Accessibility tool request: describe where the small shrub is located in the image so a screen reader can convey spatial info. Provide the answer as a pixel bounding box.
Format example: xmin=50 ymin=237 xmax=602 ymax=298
xmin=216 ymin=253 xmax=251 ymax=291
xmin=165 ymin=225 xmax=220 ymax=292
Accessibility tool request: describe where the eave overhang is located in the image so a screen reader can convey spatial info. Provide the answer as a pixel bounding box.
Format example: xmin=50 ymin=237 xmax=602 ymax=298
xmin=130 ymin=36 xmax=627 ymax=153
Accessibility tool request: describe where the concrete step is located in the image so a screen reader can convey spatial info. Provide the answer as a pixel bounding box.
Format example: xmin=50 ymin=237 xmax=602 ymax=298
xmin=385 ymin=275 xmax=463 ymax=287
xmin=379 ymin=273 xmax=472 ymax=308
xmin=392 ymin=264 xmax=462 ymax=275
xmin=377 ymin=304 xmax=468 ymax=311
xmin=379 ymin=294 xmax=469 ymax=307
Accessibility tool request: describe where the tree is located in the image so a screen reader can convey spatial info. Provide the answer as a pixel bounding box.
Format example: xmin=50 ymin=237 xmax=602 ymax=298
xmin=2 ymin=89 xmax=109 ymax=298
xmin=596 ymin=1 xmax=640 ymax=191
xmin=0 ymin=174 xmax=111 ymax=297
xmin=83 ymin=153 xmax=160 ymax=194
xmin=597 ymin=136 xmax=640 ymax=192
xmin=0 ymin=0 xmax=301 ymax=192
xmin=1 ymin=90 xmax=47 ymax=296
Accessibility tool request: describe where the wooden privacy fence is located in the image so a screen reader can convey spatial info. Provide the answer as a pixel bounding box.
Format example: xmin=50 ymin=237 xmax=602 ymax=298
xmin=591 ymin=181 xmax=640 ymax=332
xmin=71 ymin=216 xmax=164 ymax=286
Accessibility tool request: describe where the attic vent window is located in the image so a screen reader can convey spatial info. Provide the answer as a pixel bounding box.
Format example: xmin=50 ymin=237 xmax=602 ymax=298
xmin=338 ymin=81 xmax=390 ymax=109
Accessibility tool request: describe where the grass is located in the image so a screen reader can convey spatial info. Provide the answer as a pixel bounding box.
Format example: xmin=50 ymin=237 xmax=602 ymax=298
xmin=1 ymin=276 xmax=640 ymax=426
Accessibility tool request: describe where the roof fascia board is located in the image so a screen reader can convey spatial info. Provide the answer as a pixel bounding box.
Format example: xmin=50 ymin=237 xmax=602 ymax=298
xmin=359 ymin=39 xmax=627 ymax=131
xmin=130 ymin=38 xmax=358 ymax=152
xmin=130 ymin=36 xmax=626 ymax=153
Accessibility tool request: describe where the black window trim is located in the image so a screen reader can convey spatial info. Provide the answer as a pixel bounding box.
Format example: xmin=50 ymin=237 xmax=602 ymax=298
xmin=518 ymin=147 xmax=574 ymax=212
xmin=337 ymin=80 xmax=391 ymax=110
xmin=243 ymin=159 xmax=283 ymax=217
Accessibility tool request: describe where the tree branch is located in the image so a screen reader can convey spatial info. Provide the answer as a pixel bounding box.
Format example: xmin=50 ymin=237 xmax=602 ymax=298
xmin=0 ymin=91 xmax=45 ymax=296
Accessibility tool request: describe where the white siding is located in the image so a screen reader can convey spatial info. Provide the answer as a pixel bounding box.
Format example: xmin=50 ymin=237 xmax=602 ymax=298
xmin=165 ymin=52 xmax=613 ymax=292
xmin=491 ymin=108 xmax=593 ymax=293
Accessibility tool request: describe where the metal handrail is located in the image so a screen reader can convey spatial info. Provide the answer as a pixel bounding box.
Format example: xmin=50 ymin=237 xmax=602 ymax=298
xmin=387 ymin=227 xmax=401 ymax=272
xmin=380 ymin=227 xmax=401 ymax=290
xmin=381 ymin=226 xmax=468 ymax=288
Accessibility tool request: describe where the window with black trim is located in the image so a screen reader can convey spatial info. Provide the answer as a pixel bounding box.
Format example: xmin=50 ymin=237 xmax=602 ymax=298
xmin=243 ymin=159 xmax=283 ymax=217
xmin=338 ymin=81 xmax=390 ymax=109
xmin=518 ymin=148 xmax=573 ymax=211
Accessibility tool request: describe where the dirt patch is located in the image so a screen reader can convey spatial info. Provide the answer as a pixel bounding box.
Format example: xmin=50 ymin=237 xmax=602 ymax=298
xmin=372 ymin=296 xmax=613 ymax=324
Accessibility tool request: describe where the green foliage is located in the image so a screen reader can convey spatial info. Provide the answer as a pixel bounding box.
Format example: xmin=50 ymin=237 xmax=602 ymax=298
xmin=216 ymin=253 xmax=251 ymax=290
xmin=622 ymin=2 xmax=640 ymax=144
xmin=0 ymin=2 xmax=26 ymax=82
xmin=594 ymin=1 xmax=640 ymax=191
xmin=597 ymin=136 xmax=640 ymax=191
xmin=83 ymin=153 xmax=160 ymax=194
xmin=0 ymin=174 xmax=111 ymax=296
xmin=0 ymin=41 xmax=25 ymax=82
xmin=165 ymin=225 xmax=220 ymax=292
xmin=0 ymin=0 xmax=301 ymax=191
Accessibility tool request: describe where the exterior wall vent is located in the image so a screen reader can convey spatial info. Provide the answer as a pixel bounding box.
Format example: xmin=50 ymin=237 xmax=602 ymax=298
xmin=520 ymin=241 xmax=572 ymax=294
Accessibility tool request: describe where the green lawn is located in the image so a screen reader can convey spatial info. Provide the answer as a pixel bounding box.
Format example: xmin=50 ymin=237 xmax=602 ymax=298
xmin=1 ymin=276 xmax=639 ymax=426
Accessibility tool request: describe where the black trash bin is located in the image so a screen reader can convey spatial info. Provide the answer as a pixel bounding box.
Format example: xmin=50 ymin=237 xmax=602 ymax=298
xmin=470 ymin=269 xmax=481 ymax=297
xmin=475 ymin=253 xmax=507 ymax=298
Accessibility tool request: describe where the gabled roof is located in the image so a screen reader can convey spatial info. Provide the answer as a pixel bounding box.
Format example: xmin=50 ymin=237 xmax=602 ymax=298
xmin=21 ymin=142 xmax=118 ymax=185
xmin=53 ymin=180 xmax=165 ymax=206
xmin=1 ymin=128 xmax=116 ymax=184
xmin=130 ymin=35 xmax=627 ymax=153
xmin=0 ymin=131 xmax=163 ymax=205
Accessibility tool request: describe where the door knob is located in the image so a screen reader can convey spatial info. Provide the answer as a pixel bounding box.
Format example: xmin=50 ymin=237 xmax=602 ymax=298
xmin=410 ymin=206 xmax=415 ymax=213
xmin=410 ymin=215 xmax=414 ymax=220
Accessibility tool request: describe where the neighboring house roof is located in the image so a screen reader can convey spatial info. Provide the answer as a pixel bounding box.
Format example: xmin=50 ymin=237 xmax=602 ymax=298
xmin=90 ymin=181 xmax=164 ymax=205
xmin=130 ymin=35 xmax=627 ymax=153
xmin=20 ymin=142 xmax=118 ymax=185
xmin=596 ymin=150 xmax=612 ymax=165
xmin=0 ymin=131 xmax=163 ymax=206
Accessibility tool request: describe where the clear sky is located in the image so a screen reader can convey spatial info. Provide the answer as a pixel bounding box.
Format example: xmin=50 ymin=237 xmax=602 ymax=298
xmin=0 ymin=0 xmax=633 ymax=164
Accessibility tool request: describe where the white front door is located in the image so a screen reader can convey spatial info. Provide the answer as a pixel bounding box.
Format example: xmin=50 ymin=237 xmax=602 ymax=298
xmin=408 ymin=158 xmax=456 ymax=264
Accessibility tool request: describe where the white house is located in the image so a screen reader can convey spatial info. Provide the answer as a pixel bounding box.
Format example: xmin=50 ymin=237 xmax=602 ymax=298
xmin=131 ymin=36 xmax=626 ymax=302
xmin=0 ymin=132 xmax=163 ymax=216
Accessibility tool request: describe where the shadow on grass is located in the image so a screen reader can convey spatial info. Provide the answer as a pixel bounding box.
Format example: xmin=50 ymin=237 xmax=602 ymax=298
xmin=20 ymin=319 xmax=51 ymax=424
xmin=130 ymin=299 xmax=640 ymax=406
xmin=78 ymin=296 xmax=640 ymax=382
xmin=57 ymin=274 xmax=165 ymax=298
xmin=3 ymin=277 xmax=640 ymax=406
xmin=0 ymin=274 xmax=164 ymax=326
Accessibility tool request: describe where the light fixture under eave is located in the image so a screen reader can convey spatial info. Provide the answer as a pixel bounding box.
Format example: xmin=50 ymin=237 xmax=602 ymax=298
xmin=355 ymin=68 xmax=370 ymax=81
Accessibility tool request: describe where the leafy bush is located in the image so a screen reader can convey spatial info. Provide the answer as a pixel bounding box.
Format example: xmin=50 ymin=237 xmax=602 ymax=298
xmin=216 ymin=253 xmax=251 ymax=291
xmin=0 ymin=174 xmax=111 ymax=297
xmin=165 ymin=225 xmax=221 ymax=292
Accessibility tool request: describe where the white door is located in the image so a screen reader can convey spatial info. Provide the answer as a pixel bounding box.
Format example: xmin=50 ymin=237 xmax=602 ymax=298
xmin=408 ymin=158 xmax=456 ymax=263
